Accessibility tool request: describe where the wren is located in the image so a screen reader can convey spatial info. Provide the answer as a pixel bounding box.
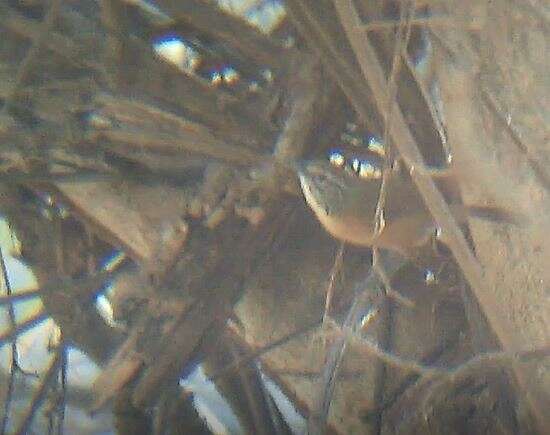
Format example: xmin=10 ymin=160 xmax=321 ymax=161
xmin=298 ymin=146 xmax=517 ymax=257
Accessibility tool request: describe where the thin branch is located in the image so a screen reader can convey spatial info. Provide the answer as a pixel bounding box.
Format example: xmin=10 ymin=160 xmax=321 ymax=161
xmin=382 ymin=0 xmax=415 ymax=156
xmin=0 ymin=263 xmax=129 ymax=309
xmin=419 ymin=344 xmax=550 ymax=408
xmin=364 ymin=16 xmax=415 ymax=432
xmin=370 ymin=336 xmax=460 ymax=418
xmin=401 ymin=48 xmax=450 ymax=159
xmin=372 ymin=0 xmax=415 ymax=310
xmin=349 ymin=330 xmax=443 ymax=377
xmin=322 ymin=243 xmax=344 ymax=324
xmin=374 ymin=0 xmax=414 ymax=228
xmin=307 ymin=253 xmax=406 ymax=435
xmin=208 ymin=320 xmax=322 ymax=383
xmin=0 ymin=311 xmax=49 ymax=348
xmin=285 ymin=0 xmax=381 ymax=133
xmin=13 ymin=350 xmax=63 ymax=435
xmin=371 ymin=256 xmax=414 ymax=308
xmin=206 ymin=339 xmax=282 ymax=435
xmin=55 ymin=343 xmax=67 ymax=435
xmin=347 ymin=326 xmax=550 ymax=387
xmin=0 ymin=246 xmax=18 ymax=434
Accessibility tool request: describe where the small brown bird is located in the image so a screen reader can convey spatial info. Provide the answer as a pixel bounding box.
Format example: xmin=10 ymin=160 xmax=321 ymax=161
xmin=298 ymin=147 xmax=518 ymax=256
